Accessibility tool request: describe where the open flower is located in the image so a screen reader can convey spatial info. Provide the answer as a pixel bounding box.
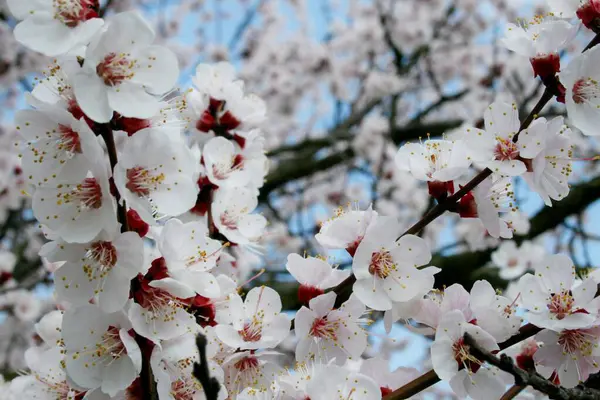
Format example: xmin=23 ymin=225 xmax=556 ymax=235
xmin=202 ymin=136 xmax=252 ymax=188
xmin=16 ymin=106 xmax=95 ymax=187
xmin=294 ymin=292 xmax=367 ymax=365
xmin=413 ymin=284 xmax=473 ymax=330
xmin=156 ymin=218 xmax=223 ymax=299
xmin=45 ymin=230 xmax=144 ymax=312
xmin=491 ymin=240 xmax=546 ymax=280
xmin=352 ymin=216 xmax=437 ymax=311
xmin=215 ymin=286 xmax=290 ymax=350
xmin=458 ymin=176 xmax=518 ymax=239
xmin=7 ymin=0 xmax=104 ymax=56
xmin=522 ymin=117 xmax=573 ymax=206
xmin=560 ymin=45 xmax=600 ymax=136
xmin=519 ymin=254 xmax=598 ymax=330
xmin=463 ymin=100 xmax=545 ymax=175
xmin=31 ymin=119 xmax=118 ymax=243
xmin=501 ymin=16 xmax=576 ymax=78
xmin=114 ymin=128 xmax=198 ymax=224
xmin=62 ymin=304 xmax=141 ymax=396
xmin=130 ymin=274 xmax=199 ymax=342
xmin=185 ymin=63 xmax=266 ymax=135
xmin=9 ymin=346 xmax=85 ymax=399
xmin=72 ymin=11 xmax=179 ymax=123
xmin=151 ymin=332 xmax=228 ymax=400
xmin=395 ymin=139 xmax=471 ymax=199
xmin=315 ymin=204 xmax=378 ymax=255
xmin=305 ymin=365 xmax=381 ymax=400
xmin=534 ymin=327 xmax=600 ymax=387
xmin=431 ymin=310 xmax=505 ymax=400
xmin=469 ymin=280 xmax=523 ymax=342
xmin=221 ymin=351 xmax=283 ymax=397
xmin=211 ymin=186 xmax=267 ymax=246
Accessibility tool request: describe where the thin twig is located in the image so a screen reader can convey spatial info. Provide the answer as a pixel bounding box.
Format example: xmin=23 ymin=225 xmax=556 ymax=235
xmin=463 ymin=333 xmax=600 ymax=400
xmin=98 ymin=124 xmax=129 ymax=232
xmin=501 ymin=385 xmax=526 ymax=400
xmin=193 ymin=333 xmax=221 ymax=400
xmin=98 ymin=0 xmax=114 ymax=17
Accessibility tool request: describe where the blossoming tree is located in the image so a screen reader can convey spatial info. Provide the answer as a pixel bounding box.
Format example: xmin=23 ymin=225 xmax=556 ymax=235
xmin=1 ymin=0 xmax=600 ymax=399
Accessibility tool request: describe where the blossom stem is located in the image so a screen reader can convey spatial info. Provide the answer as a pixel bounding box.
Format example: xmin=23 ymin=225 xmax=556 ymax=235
xmin=583 ymin=33 xmax=600 ymax=53
xmin=98 ymin=123 xmax=157 ymax=399
xmin=97 ymin=123 xmax=129 ymax=232
xmin=193 ymin=333 xmax=221 ymax=400
xmin=500 ymin=385 xmax=526 ymax=400
xmin=98 ymin=0 xmax=114 ymax=17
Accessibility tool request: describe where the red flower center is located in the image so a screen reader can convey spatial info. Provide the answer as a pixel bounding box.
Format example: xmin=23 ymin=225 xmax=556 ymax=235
xmin=73 ymin=177 xmax=103 ymax=209
xmin=96 ymin=53 xmax=135 ymax=86
xmin=309 ymin=317 xmax=339 ymax=341
xmin=547 ymin=291 xmax=575 ymax=320
xmin=89 ymin=240 xmax=118 ymax=268
xmin=234 ymin=356 xmax=259 ymax=372
xmin=572 ymin=78 xmax=600 ymax=105
xmin=220 ymin=211 xmax=238 ymax=230
xmin=239 ymin=321 xmax=262 ymax=342
xmin=452 ymin=337 xmax=481 ymax=373
xmin=493 ymin=138 xmax=520 ymax=161
xmin=368 ymin=250 xmax=394 ymax=279
xmin=57 ymin=124 xmax=82 ymax=154
xmin=558 ymin=328 xmax=595 ymax=355
xmin=126 ymin=167 xmax=165 ymax=197
xmin=55 ymin=0 xmax=99 ymax=28
xmin=297 ymin=284 xmax=324 ymax=304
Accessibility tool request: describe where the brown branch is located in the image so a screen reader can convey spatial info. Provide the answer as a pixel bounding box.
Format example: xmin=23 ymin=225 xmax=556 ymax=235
xmin=332 ymin=75 xmax=557 ymax=310
xmin=193 ymin=333 xmax=221 ymax=400
xmin=463 ymin=333 xmax=600 ymax=400
xmin=501 ymin=385 xmax=526 ymax=400
xmin=98 ymin=0 xmax=114 ymax=18
xmin=383 ymin=323 xmax=542 ymax=399
xmin=97 ymin=124 xmax=157 ymax=398
xmin=98 ymin=123 xmax=129 ymax=232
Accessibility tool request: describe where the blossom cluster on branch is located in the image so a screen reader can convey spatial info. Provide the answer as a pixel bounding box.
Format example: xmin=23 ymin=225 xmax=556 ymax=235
xmin=1 ymin=1 xmax=600 ymax=400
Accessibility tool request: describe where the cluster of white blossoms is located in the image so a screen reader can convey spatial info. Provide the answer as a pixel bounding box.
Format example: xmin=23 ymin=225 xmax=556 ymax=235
xmin=4 ymin=0 xmax=600 ymax=400
xmin=397 ymin=101 xmax=573 ymax=239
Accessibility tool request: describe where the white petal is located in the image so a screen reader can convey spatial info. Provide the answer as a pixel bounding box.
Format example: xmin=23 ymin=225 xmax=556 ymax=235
xmin=107 ymin=82 xmax=161 ymax=119
xmin=14 ymin=16 xmax=74 ymax=56
xmin=352 ymin=278 xmax=392 ymax=311
xmin=72 ymin=72 xmax=112 ymax=123
xmin=130 ymin=45 xmax=179 ymax=95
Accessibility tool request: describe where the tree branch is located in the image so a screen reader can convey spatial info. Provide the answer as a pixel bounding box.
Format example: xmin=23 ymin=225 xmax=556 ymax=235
xmin=500 ymin=385 xmax=526 ymax=400
xmin=98 ymin=124 xmax=129 ymax=232
xmin=193 ymin=333 xmax=221 ymax=400
xmin=383 ymin=322 xmax=542 ymax=399
xmin=463 ymin=333 xmax=600 ymax=400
